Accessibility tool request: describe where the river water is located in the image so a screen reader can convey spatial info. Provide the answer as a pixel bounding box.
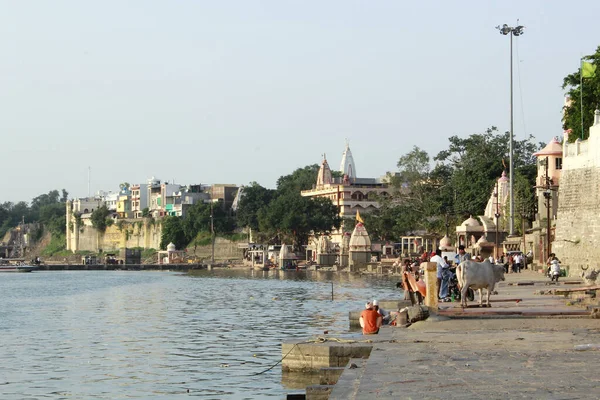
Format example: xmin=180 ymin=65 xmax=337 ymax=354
xmin=0 ymin=269 xmax=400 ymax=399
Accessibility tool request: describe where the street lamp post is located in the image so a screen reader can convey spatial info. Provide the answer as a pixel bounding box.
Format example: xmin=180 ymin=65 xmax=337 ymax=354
xmin=496 ymin=22 xmax=524 ymax=236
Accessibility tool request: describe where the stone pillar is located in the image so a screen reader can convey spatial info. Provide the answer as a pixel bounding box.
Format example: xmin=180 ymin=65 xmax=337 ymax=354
xmin=423 ymin=261 xmax=438 ymax=310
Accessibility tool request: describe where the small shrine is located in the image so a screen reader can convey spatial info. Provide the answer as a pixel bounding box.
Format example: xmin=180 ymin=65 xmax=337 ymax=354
xmin=157 ymin=242 xmax=186 ymax=264
xmin=278 ymin=244 xmax=297 ymax=270
xmin=349 ymin=222 xmax=372 ymax=271
xmin=317 ymin=235 xmax=336 ymax=266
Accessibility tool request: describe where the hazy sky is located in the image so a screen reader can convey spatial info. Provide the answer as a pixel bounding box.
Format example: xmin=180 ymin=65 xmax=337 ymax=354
xmin=2 ymin=1 xmax=599 ymax=203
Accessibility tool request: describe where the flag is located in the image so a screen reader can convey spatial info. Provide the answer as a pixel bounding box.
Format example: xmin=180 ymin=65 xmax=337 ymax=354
xmin=582 ymin=61 xmax=596 ymax=78
xmin=356 ymin=210 xmax=364 ymax=224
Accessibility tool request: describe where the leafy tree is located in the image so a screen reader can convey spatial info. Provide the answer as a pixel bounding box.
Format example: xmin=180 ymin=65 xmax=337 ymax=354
xmin=258 ymin=192 xmax=340 ymax=249
xmin=141 ymin=207 xmax=150 ymax=217
xmin=90 ymin=205 xmax=111 ymax=233
xmin=276 ymin=164 xmax=320 ymax=194
xmin=435 ymin=127 xmax=538 ymax=218
xmin=182 ymin=200 xmax=234 ymax=242
xmin=235 ymin=182 xmax=275 ymax=231
xmin=160 ymin=216 xmax=187 ymax=250
xmin=562 ymin=45 xmax=600 ymax=141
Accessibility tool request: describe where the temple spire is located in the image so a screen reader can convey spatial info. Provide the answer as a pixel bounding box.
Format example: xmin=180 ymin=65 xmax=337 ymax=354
xmin=340 ymin=140 xmax=357 ymax=179
xmin=317 ymin=155 xmax=332 ymax=186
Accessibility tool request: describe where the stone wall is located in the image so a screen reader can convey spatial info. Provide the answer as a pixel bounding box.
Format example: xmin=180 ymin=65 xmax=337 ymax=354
xmin=68 ymin=220 xmax=162 ymax=252
xmin=553 ymin=111 xmax=600 ymax=277
xmin=553 ymin=167 xmax=600 ymax=276
xmin=189 ymin=237 xmax=244 ymax=261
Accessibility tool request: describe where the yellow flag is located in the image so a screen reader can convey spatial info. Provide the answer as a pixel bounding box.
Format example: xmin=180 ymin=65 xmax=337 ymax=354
xmin=356 ymin=210 xmax=364 ymax=223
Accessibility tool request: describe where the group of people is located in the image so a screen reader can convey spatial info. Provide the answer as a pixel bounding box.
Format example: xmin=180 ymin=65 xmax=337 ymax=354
xmin=431 ymin=245 xmax=471 ymax=302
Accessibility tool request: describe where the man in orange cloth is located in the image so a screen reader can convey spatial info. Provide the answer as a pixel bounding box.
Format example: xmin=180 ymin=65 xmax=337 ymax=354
xmin=359 ymin=301 xmax=382 ymax=335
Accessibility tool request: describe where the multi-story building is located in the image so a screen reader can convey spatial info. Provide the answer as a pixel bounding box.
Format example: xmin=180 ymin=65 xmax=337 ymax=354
xmin=131 ymin=184 xmax=148 ymax=218
xmin=211 ymin=184 xmax=239 ymax=210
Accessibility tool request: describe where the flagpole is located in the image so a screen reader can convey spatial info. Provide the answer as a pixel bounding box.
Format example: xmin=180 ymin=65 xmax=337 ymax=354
xmin=581 ymin=58 xmax=584 ymax=139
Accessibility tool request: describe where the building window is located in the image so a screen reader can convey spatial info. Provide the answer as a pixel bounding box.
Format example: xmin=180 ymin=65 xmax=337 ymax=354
xmin=555 ymin=157 xmax=562 ymax=170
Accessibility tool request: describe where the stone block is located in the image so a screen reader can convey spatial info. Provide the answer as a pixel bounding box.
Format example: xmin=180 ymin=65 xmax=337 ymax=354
xmin=306 ymin=385 xmax=333 ymax=400
xmin=319 ymin=367 xmax=345 ymax=385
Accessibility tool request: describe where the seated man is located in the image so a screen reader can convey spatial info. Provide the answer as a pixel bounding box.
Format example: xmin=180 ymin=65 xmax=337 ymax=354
xmin=359 ymin=302 xmax=382 ymax=335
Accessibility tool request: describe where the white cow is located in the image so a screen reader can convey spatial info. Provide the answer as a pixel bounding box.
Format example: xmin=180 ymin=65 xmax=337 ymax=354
xmin=456 ymin=259 xmax=505 ymax=307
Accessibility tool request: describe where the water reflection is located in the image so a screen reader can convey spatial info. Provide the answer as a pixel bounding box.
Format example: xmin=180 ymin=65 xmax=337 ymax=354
xmin=0 ymin=270 xmax=400 ymax=399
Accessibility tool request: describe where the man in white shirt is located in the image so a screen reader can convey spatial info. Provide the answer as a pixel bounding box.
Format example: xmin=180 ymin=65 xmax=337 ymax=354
xmin=430 ymin=250 xmax=449 ymax=300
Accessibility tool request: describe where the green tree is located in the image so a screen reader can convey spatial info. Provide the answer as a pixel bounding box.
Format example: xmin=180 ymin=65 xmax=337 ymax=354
xmin=275 ymin=164 xmax=320 ymax=194
xmin=90 ymin=205 xmax=111 ymax=233
xmin=435 ymin=127 xmax=538 ymax=218
xmin=160 ymin=216 xmax=187 ymax=250
xmin=562 ymin=45 xmax=600 ymax=141
xmin=235 ymin=182 xmax=275 ymax=231
xmin=258 ymin=192 xmax=340 ymax=249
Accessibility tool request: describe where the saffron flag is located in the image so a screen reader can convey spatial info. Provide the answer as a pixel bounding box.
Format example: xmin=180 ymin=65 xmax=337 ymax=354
xmin=356 ymin=210 xmax=364 ymax=224
xmin=582 ymin=61 xmax=596 ymax=78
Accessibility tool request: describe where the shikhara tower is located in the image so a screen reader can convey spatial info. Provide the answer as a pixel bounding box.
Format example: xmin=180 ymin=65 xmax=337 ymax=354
xmin=339 ymin=140 xmax=356 ymax=179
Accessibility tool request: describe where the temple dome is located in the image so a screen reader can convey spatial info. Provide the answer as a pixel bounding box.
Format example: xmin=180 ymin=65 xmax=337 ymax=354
xmin=167 ymin=242 xmax=176 ymax=252
xmin=439 ymin=235 xmax=453 ymax=250
xmin=461 ymin=216 xmax=481 ymax=227
xmin=349 ymin=223 xmax=371 ymax=251
xmin=533 ymin=137 xmax=562 ymax=157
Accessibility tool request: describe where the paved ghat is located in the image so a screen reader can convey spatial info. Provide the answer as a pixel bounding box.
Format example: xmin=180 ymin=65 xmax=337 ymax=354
xmin=326 ymin=271 xmax=600 ymax=400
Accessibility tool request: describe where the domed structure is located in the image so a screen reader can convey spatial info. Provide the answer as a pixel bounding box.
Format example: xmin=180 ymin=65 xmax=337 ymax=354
xmin=461 ymin=215 xmax=481 ymax=227
xmin=439 ymin=235 xmax=453 ymax=251
xmin=349 ymin=223 xmax=371 ymax=251
xmin=456 ymin=216 xmax=484 ymax=248
xmin=167 ymin=242 xmax=176 ymax=252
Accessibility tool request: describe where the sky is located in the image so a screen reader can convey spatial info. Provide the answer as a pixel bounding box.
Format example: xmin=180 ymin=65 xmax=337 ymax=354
xmin=1 ymin=1 xmax=599 ymax=203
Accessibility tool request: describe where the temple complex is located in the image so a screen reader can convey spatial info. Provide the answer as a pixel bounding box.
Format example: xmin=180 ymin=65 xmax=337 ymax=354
xmin=301 ymin=143 xmax=389 ymax=245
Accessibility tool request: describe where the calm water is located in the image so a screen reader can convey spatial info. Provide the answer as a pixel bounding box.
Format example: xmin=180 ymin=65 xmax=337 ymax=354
xmin=0 ymin=269 xmax=399 ymax=399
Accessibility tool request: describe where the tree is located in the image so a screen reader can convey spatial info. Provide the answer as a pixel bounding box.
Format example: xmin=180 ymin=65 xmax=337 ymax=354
xmin=435 ymin=127 xmax=538 ymax=218
xmin=235 ymin=182 xmax=275 ymax=231
xmin=90 ymin=206 xmax=111 ymax=233
xmin=275 ymin=164 xmax=320 ymax=194
xmin=562 ymin=45 xmax=600 ymax=141
xmin=258 ymin=192 xmax=341 ymax=249
xmin=160 ymin=216 xmax=187 ymax=250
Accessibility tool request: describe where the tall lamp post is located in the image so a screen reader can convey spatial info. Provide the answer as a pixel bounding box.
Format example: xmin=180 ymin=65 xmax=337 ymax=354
xmin=496 ymin=22 xmax=524 ymax=236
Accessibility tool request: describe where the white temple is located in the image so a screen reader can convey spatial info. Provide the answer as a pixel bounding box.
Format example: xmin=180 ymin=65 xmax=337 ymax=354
xmin=339 ymin=140 xmax=357 ymax=179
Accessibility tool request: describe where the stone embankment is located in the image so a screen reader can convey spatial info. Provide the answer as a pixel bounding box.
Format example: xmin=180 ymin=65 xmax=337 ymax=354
xmin=286 ymin=270 xmax=600 ymax=400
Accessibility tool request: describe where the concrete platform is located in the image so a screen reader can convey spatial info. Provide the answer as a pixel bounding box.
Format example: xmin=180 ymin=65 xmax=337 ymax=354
xmin=299 ymin=270 xmax=599 ymax=399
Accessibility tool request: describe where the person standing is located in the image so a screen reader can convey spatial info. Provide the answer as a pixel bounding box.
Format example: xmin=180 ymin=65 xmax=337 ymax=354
xmin=456 ymin=245 xmax=471 ymax=264
xmin=514 ymin=253 xmax=522 ymax=273
xmin=549 ymin=257 xmax=561 ymax=282
xmin=359 ymin=302 xmax=382 ymax=335
xmin=430 ymin=250 xmax=449 ymax=300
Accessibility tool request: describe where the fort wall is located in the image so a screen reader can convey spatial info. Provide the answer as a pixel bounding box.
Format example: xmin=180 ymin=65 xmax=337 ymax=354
xmin=553 ymin=110 xmax=600 ymax=276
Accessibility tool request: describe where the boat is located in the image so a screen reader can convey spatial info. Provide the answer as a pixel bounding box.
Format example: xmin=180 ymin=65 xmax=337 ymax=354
xmin=0 ymin=264 xmax=39 ymax=273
